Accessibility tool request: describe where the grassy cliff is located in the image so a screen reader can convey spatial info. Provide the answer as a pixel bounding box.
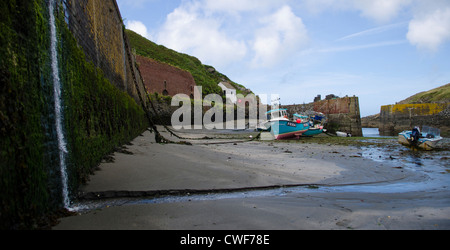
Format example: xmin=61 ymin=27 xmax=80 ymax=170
xmin=125 ymin=29 xmax=251 ymax=96
xmin=398 ymin=83 xmax=450 ymax=104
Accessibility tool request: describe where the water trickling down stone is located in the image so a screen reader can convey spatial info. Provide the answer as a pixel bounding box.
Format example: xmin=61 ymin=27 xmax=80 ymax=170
xmin=49 ymin=0 xmax=70 ymax=210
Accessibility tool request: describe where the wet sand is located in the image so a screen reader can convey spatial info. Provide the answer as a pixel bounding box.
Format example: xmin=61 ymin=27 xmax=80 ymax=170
xmin=54 ymin=127 xmax=450 ymax=230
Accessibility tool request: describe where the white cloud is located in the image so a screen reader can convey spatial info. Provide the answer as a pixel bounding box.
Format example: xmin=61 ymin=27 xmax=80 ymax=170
xmin=156 ymin=2 xmax=247 ymax=67
xmin=302 ymin=0 xmax=450 ymax=52
xmin=251 ymin=5 xmax=309 ymax=68
xmin=152 ymin=1 xmax=313 ymax=69
xmin=203 ymin=0 xmax=289 ymax=14
xmin=126 ymin=20 xmax=151 ymax=40
xmin=155 ymin=1 xmax=309 ymax=68
xmin=407 ymin=6 xmax=450 ymax=51
xmin=352 ymin=0 xmax=412 ymax=23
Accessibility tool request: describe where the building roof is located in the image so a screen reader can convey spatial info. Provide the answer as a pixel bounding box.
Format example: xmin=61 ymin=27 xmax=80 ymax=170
xmin=219 ymin=81 xmax=236 ymax=90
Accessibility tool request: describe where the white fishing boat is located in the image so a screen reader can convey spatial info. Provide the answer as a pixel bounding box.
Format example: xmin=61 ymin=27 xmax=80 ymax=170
xmin=293 ymin=113 xmax=325 ymax=137
xmin=398 ymin=126 xmax=443 ymax=150
xmin=263 ymin=109 xmax=309 ymax=140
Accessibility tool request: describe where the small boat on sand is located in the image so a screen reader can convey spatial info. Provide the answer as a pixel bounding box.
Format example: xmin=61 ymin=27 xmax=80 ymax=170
xmin=336 ymin=131 xmax=351 ymax=137
xmin=398 ymin=126 xmax=443 ymax=150
xmin=264 ymin=109 xmax=309 ymax=140
xmin=293 ymin=113 xmax=325 ymax=137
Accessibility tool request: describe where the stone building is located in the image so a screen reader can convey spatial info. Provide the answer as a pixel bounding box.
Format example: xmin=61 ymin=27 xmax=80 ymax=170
xmin=218 ymin=81 xmax=237 ymax=104
xmin=136 ymin=55 xmax=197 ymax=98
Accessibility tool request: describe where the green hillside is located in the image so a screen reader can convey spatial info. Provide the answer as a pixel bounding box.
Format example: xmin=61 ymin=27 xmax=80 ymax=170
xmin=125 ymin=29 xmax=251 ymax=96
xmin=399 ymin=83 xmax=450 ymax=104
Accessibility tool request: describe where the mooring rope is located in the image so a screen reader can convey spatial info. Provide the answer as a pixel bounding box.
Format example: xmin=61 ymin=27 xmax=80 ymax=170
xmin=123 ymin=33 xmax=173 ymax=144
xmin=124 ymin=35 xmax=259 ymax=145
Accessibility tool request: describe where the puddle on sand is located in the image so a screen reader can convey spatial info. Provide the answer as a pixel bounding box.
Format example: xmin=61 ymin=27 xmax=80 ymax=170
xmin=70 ymin=186 xmax=325 ymax=213
xmin=358 ymin=143 xmax=450 ymax=193
xmin=361 ymin=143 xmax=449 ymax=171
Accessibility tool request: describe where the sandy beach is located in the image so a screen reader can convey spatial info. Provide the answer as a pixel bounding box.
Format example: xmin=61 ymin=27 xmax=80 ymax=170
xmin=53 ymin=127 xmax=450 ymax=230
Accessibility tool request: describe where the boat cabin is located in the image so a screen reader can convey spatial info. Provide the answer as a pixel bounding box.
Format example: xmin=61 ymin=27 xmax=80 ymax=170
xmin=266 ymin=109 xmax=289 ymax=121
xmin=422 ymin=126 xmax=440 ymax=138
xmin=293 ymin=114 xmax=309 ymax=123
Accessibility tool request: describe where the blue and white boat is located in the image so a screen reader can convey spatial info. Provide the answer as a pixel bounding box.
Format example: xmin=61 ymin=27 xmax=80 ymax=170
xmin=264 ymin=109 xmax=309 ymax=140
xmin=294 ymin=113 xmax=326 ymax=137
xmin=398 ymin=126 xmax=443 ymax=150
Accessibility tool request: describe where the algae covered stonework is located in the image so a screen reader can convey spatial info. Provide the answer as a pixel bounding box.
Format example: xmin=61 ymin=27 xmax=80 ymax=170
xmin=1 ymin=0 xmax=148 ymax=229
xmin=380 ymin=103 xmax=450 ymax=137
xmin=378 ymin=83 xmax=450 ymax=137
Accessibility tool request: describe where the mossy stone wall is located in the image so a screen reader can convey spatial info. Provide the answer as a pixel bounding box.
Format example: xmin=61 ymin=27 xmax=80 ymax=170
xmin=380 ymin=103 xmax=450 ymax=136
xmin=0 ymin=0 xmax=148 ymax=229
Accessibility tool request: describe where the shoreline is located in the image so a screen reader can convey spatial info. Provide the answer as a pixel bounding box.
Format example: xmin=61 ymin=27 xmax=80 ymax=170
xmin=54 ymin=127 xmax=450 ymax=230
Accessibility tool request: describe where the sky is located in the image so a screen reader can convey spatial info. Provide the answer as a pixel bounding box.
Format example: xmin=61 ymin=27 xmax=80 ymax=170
xmin=116 ymin=0 xmax=450 ymax=117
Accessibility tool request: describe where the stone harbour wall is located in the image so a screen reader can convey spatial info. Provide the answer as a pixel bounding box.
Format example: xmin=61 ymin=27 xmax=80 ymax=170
xmin=283 ymin=96 xmax=363 ymax=136
xmin=63 ymin=0 xmax=147 ymax=106
xmin=0 ymin=0 xmax=148 ymax=229
xmin=379 ymin=103 xmax=450 ymax=137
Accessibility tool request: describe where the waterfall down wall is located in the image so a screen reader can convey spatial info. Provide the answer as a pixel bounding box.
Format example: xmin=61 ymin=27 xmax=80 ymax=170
xmin=0 ymin=0 xmax=148 ymax=229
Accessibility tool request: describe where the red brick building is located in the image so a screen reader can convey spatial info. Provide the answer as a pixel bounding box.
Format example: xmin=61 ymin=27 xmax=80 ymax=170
xmin=136 ymin=55 xmax=197 ymax=98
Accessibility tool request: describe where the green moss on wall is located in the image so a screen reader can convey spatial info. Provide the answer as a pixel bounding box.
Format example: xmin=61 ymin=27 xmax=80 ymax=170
xmin=0 ymin=0 xmax=51 ymax=230
xmin=57 ymin=13 xmax=148 ymax=188
xmin=381 ymin=103 xmax=447 ymax=116
xmin=1 ymin=0 xmax=148 ymax=229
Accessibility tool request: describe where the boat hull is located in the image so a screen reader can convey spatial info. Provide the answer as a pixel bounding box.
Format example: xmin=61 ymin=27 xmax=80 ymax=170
xmin=336 ymin=131 xmax=350 ymax=137
xmin=268 ymin=120 xmax=309 ymax=140
xmin=398 ymin=131 xmax=443 ymax=150
xmin=302 ymin=127 xmax=324 ymax=137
